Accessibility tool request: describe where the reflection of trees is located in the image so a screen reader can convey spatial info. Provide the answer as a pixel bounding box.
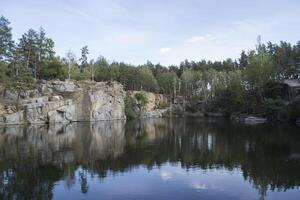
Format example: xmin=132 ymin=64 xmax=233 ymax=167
xmin=79 ymin=169 xmax=89 ymax=194
xmin=0 ymin=119 xmax=300 ymax=199
xmin=0 ymin=163 xmax=62 ymax=200
xmin=89 ymin=119 xmax=300 ymax=199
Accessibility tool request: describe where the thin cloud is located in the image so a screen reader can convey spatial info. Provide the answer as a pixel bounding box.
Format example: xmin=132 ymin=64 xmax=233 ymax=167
xmin=187 ymin=34 xmax=215 ymax=43
xmin=159 ymin=47 xmax=172 ymax=54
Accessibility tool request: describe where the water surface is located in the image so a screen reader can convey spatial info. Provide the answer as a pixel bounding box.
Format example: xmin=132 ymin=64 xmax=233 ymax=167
xmin=0 ymin=118 xmax=300 ymax=200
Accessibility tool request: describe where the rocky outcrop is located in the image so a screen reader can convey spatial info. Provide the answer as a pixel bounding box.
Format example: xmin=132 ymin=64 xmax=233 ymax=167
xmin=71 ymin=82 xmax=125 ymax=121
xmin=0 ymin=80 xmax=126 ymax=125
xmin=127 ymin=91 xmax=170 ymax=118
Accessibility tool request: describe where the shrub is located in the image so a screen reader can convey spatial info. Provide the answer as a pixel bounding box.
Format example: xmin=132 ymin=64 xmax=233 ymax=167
xmin=125 ymin=96 xmax=136 ymax=120
xmin=40 ymin=59 xmax=67 ymax=80
xmin=135 ymin=91 xmax=148 ymax=109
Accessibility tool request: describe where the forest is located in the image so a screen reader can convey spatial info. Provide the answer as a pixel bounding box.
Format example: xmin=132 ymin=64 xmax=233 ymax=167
xmin=1 ymin=15 xmax=300 ymax=122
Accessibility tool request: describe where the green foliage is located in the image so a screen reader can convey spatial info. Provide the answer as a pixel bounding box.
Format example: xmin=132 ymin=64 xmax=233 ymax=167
xmin=157 ymin=71 xmax=178 ymax=95
xmin=17 ymin=27 xmax=55 ymax=78
xmin=135 ymin=91 xmax=148 ymax=109
xmin=0 ymin=16 xmax=14 ymax=62
xmin=79 ymin=46 xmax=89 ymax=72
xmin=94 ymin=57 xmax=119 ymax=81
xmin=243 ymin=50 xmax=275 ymax=101
xmin=4 ymin=66 xmax=36 ymax=110
xmin=136 ymin=67 xmax=158 ymax=92
xmin=124 ymin=96 xmax=136 ymax=120
xmin=40 ymin=58 xmax=67 ymax=80
xmin=0 ymin=61 xmax=8 ymax=82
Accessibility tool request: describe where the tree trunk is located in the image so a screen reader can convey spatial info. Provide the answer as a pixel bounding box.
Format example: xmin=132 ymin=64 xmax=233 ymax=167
xmin=16 ymin=90 xmax=21 ymax=111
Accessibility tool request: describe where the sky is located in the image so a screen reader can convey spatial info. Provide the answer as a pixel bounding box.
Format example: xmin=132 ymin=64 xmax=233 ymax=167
xmin=1 ymin=0 xmax=300 ymax=65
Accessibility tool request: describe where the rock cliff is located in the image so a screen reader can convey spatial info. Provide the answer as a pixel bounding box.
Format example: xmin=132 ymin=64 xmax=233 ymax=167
xmin=0 ymin=80 xmax=172 ymax=125
xmin=0 ymin=80 xmax=126 ymax=125
xmin=127 ymin=91 xmax=170 ymax=118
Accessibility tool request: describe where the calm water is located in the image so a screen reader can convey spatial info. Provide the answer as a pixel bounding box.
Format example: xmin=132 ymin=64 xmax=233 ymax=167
xmin=0 ymin=118 xmax=300 ymax=200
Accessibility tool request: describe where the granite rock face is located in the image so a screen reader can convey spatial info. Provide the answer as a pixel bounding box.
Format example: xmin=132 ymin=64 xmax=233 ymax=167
xmin=70 ymin=81 xmax=126 ymax=121
xmin=128 ymin=91 xmax=170 ymax=118
xmin=0 ymin=80 xmax=126 ymax=125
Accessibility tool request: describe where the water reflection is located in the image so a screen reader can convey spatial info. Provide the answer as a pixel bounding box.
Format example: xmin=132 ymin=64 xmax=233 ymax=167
xmin=0 ymin=118 xmax=300 ymax=199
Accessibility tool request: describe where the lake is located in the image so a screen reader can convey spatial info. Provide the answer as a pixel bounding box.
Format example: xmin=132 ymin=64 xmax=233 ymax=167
xmin=0 ymin=118 xmax=300 ymax=200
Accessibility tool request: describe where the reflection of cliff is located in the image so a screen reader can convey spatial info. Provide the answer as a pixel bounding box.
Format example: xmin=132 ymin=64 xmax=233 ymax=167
xmin=0 ymin=124 xmax=76 ymax=165
xmin=0 ymin=119 xmax=300 ymax=199
xmin=0 ymin=121 xmax=126 ymax=165
xmin=73 ymin=121 xmax=125 ymax=163
xmin=0 ymin=121 xmax=126 ymax=199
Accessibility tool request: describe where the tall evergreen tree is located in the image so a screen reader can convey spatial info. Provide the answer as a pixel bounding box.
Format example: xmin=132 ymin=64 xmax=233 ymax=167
xmin=0 ymin=16 xmax=14 ymax=62
xmin=79 ymin=45 xmax=89 ymax=72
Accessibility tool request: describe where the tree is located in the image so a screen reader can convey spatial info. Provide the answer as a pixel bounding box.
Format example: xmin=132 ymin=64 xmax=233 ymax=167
xmin=0 ymin=61 xmax=8 ymax=83
xmin=39 ymin=57 xmax=66 ymax=80
xmin=79 ymin=45 xmax=89 ymax=72
xmin=5 ymin=66 xmax=36 ymax=110
xmin=243 ymin=50 xmax=275 ymax=101
xmin=17 ymin=29 xmax=38 ymax=71
xmin=0 ymin=16 xmax=14 ymax=62
xmin=181 ymin=69 xmax=194 ymax=97
xmin=118 ymin=62 xmax=138 ymax=90
xmin=157 ymin=71 xmax=178 ymax=96
xmin=17 ymin=28 xmax=55 ymax=78
xmin=94 ymin=57 xmax=120 ymax=82
xmin=136 ymin=66 xmax=158 ymax=92
xmin=36 ymin=27 xmax=55 ymax=78
xmin=66 ymin=50 xmax=77 ymax=80
xmin=239 ymin=50 xmax=248 ymax=69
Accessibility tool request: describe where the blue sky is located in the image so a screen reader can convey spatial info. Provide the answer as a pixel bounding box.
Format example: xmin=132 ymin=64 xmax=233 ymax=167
xmin=1 ymin=0 xmax=300 ymax=65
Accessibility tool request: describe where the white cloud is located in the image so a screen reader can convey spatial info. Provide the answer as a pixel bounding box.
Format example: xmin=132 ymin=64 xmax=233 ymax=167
xmin=187 ymin=34 xmax=215 ymax=43
xmin=159 ymin=47 xmax=172 ymax=54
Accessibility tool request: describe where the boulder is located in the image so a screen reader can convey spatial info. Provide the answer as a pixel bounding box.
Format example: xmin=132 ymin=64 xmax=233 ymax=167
xmin=48 ymin=104 xmax=75 ymax=123
xmin=52 ymin=80 xmax=76 ymax=93
xmin=38 ymin=83 xmax=53 ymax=94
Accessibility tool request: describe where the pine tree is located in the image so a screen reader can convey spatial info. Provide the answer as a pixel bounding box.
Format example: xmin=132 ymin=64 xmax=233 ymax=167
xmin=0 ymin=16 xmax=14 ymax=62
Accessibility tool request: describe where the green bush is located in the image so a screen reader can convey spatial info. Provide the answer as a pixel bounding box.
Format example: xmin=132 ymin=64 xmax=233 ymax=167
xmin=135 ymin=91 xmax=148 ymax=109
xmin=125 ymin=96 xmax=136 ymax=120
xmin=40 ymin=59 xmax=67 ymax=80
